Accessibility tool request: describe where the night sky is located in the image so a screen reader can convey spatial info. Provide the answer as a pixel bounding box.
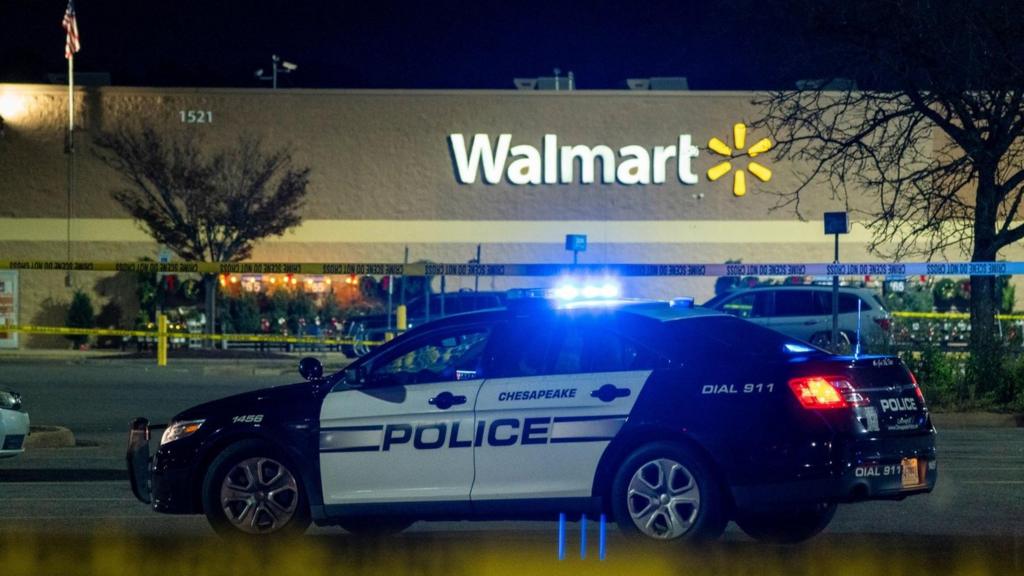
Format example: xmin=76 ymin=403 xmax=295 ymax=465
xmin=0 ymin=0 xmax=809 ymax=90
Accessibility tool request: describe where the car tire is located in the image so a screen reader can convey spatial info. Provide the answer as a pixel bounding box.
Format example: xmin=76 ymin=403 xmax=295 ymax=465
xmin=611 ymin=442 xmax=727 ymax=541
xmin=337 ymin=517 xmax=414 ymax=537
xmin=735 ymin=502 xmax=837 ymax=544
xmin=202 ymin=440 xmax=311 ymax=538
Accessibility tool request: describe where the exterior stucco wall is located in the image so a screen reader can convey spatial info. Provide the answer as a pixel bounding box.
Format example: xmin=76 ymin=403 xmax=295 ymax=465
xmin=1 ymin=84 xmax=1009 ymax=347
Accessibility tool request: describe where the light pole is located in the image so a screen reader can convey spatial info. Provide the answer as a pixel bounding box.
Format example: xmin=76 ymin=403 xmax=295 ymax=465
xmin=255 ymin=54 xmax=298 ymax=89
xmin=824 ymin=212 xmax=849 ymax=353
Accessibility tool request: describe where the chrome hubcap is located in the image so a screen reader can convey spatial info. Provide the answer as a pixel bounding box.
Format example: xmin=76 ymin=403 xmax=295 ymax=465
xmin=220 ymin=457 xmax=299 ymax=534
xmin=626 ymin=458 xmax=701 ymax=539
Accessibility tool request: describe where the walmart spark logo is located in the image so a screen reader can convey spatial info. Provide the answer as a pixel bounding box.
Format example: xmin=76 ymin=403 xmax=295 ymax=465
xmin=706 ymin=123 xmax=772 ymax=196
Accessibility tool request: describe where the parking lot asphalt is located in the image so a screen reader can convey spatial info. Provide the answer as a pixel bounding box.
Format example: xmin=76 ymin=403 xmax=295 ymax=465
xmin=0 ymin=357 xmax=1021 ymax=542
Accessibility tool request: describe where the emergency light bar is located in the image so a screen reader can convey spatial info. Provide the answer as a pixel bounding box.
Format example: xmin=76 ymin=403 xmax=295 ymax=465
xmin=506 ymin=282 xmax=621 ymax=302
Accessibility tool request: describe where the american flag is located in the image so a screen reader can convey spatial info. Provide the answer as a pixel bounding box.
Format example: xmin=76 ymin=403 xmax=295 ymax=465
xmin=62 ymin=0 xmax=80 ymax=59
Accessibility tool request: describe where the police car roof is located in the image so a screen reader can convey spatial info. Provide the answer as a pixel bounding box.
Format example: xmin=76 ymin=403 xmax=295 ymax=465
xmin=437 ymin=298 xmax=728 ymax=325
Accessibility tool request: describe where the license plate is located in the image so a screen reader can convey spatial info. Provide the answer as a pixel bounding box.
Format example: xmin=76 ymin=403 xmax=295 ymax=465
xmin=901 ymin=457 xmax=921 ymax=487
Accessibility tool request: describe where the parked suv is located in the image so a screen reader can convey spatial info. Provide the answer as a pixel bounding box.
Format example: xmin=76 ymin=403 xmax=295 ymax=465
xmin=704 ymin=286 xmax=890 ymax=351
xmin=341 ymin=291 xmax=507 ymax=357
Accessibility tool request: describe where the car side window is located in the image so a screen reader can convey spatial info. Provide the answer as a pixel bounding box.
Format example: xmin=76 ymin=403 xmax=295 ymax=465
xmin=488 ymin=321 xmax=554 ymax=378
xmin=720 ymin=292 xmax=770 ymax=319
xmin=549 ymin=323 xmax=658 ymax=374
xmin=368 ymin=326 xmax=491 ymax=385
xmin=774 ymin=291 xmax=813 ymax=317
xmin=839 ymin=293 xmax=867 ymax=313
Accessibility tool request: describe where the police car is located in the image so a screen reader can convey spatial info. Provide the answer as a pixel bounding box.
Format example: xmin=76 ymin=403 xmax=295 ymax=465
xmin=127 ymin=288 xmax=937 ymax=542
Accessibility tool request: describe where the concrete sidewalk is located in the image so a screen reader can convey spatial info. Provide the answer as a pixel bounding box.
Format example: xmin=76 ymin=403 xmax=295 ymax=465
xmin=0 ymin=348 xmax=354 ymax=376
xmin=931 ymin=412 xmax=1023 ymax=428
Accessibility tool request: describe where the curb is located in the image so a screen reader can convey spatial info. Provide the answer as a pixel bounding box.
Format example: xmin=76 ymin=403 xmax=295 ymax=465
xmin=25 ymin=425 xmax=76 ymax=449
xmin=931 ymin=412 xmax=1023 ymax=429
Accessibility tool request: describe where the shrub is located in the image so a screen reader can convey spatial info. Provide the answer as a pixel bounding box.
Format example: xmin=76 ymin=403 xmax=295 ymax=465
xmin=995 ymin=353 xmax=1024 ymax=409
xmin=65 ymin=290 xmax=95 ymax=349
xmin=904 ymin=347 xmax=961 ymax=409
xmin=223 ymin=293 xmax=261 ymax=334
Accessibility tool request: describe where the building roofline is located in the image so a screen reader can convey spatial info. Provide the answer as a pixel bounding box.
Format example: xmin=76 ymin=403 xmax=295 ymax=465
xmin=0 ymin=83 xmax=770 ymax=99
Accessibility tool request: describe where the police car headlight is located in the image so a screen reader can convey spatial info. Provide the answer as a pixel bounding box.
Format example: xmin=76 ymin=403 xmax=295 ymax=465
xmin=0 ymin=390 xmax=21 ymax=411
xmin=160 ymin=419 xmax=205 ymax=445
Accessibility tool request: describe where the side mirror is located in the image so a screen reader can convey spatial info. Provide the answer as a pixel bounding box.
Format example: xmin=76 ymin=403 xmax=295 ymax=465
xmin=298 ymin=357 xmax=324 ymax=381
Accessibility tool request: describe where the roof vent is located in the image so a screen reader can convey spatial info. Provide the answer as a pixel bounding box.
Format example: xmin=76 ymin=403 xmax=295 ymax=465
xmin=513 ymin=78 xmax=538 ymax=90
xmin=795 ymin=78 xmax=857 ymax=91
xmin=512 ymin=69 xmax=575 ymax=90
xmin=627 ymin=77 xmax=689 ymax=91
xmin=626 ymin=78 xmax=651 ymax=90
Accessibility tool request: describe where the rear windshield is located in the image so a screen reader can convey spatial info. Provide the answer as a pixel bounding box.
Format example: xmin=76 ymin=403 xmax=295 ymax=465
xmin=657 ymin=315 xmax=822 ymax=362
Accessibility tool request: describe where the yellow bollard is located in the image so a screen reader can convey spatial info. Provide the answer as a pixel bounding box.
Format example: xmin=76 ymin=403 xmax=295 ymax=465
xmin=396 ymin=304 xmax=408 ymax=331
xmin=157 ymin=313 xmax=168 ymax=367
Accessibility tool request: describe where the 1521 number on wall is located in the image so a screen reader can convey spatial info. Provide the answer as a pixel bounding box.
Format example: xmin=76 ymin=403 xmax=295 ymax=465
xmin=179 ymin=110 xmax=213 ymax=124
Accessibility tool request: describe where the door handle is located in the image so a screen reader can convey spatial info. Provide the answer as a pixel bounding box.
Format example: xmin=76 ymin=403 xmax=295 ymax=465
xmin=802 ymin=320 xmax=818 ymax=325
xmin=591 ymin=384 xmax=631 ymax=403
xmin=429 ymin=391 xmax=467 ymax=410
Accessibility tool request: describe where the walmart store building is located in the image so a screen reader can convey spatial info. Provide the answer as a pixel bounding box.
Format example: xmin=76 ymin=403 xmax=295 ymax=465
xmin=0 ymin=82 xmax=959 ymax=346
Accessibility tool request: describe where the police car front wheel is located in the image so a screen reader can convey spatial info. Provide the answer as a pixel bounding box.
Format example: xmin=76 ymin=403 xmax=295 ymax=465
xmin=201 ymin=440 xmax=311 ymax=537
xmin=611 ymin=442 xmax=727 ymax=541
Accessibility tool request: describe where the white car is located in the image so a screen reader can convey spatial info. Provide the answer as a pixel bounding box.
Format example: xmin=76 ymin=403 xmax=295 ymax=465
xmin=704 ymin=286 xmax=891 ymax=352
xmin=0 ymin=388 xmax=29 ymax=458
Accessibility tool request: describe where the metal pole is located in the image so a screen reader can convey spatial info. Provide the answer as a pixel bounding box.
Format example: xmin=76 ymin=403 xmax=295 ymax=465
xmin=832 ymin=233 xmax=840 ymax=352
xmin=386 ymin=275 xmax=393 ymax=331
xmin=401 ymin=246 xmax=408 ymax=307
xmin=474 ymin=244 xmax=481 ymax=292
xmin=440 ymin=275 xmax=446 ymax=317
xmin=66 ymin=53 xmax=75 ymax=287
xmin=157 ymin=313 xmax=168 ymax=367
xmin=423 ymin=273 xmax=430 ymax=323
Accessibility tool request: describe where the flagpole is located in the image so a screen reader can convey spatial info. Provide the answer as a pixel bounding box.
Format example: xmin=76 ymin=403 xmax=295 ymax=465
xmin=66 ymin=51 xmax=74 ymax=286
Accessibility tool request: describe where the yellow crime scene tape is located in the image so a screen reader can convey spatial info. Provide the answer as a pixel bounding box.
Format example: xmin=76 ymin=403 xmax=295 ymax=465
xmin=891 ymin=311 xmax=1024 ymax=321
xmin=3 ymin=258 xmax=1024 ymax=277
xmin=0 ymin=324 xmax=385 ymax=347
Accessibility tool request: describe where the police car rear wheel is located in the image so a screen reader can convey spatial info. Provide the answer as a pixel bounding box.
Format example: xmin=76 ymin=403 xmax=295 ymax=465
xmin=735 ymin=502 xmax=837 ymax=543
xmin=611 ymin=442 xmax=727 ymax=541
xmin=202 ymin=440 xmax=311 ymax=538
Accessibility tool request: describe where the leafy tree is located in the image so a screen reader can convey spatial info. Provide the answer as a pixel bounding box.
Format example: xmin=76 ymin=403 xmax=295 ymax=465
xmin=93 ymin=125 xmax=310 ymax=337
xmin=754 ymin=0 xmax=1024 ymax=387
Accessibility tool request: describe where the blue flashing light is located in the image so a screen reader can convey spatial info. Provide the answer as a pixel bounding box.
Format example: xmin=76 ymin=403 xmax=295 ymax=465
xmin=554 ymin=281 xmax=619 ymax=301
xmin=509 ymin=282 xmax=622 ymax=306
xmin=554 ymin=285 xmax=580 ymax=300
xmin=785 ymin=343 xmax=815 ymax=354
xmin=670 ymin=297 xmax=695 ymax=308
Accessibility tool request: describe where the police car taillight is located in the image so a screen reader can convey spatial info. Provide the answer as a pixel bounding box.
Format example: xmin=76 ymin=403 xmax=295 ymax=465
xmin=908 ymin=369 xmax=925 ymax=403
xmin=788 ymin=376 xmax=865 ymax=409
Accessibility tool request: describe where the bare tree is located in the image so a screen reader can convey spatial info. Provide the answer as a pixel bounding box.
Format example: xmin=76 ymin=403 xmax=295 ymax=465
xmin=94 ymin=125 xmax=310 ymax=336
xmin=753 ymin=0 xmax=1024 ymax=384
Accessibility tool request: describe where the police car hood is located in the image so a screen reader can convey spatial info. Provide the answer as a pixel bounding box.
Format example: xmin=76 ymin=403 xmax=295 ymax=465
xmin=173 ymin=380 xmax=325 ymax=422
